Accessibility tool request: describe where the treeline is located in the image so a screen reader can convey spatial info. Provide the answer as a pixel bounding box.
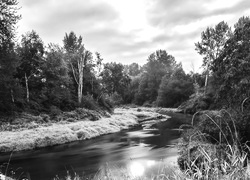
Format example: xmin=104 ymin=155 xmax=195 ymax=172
xmin=121 ymin=51 xmax=194 ymax=107
xmin=2 ymin=0 xmax=250 ymax=116
xmin=187 ymin=16 xmax=250 ymax=112
xmin=0 ymin=0 xmax=196 ymax=115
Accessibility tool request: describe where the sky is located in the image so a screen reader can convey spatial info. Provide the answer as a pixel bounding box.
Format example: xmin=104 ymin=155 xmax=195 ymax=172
xmin=17 ymin=0 xmax=250 ymax=73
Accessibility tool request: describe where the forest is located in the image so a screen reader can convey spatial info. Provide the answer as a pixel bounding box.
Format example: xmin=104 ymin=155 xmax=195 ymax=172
xmin=2 ymin=0 xmax=250 ymax=179
xmin=0 ymin=0 xmax=197 ymax=115
xmin=2 ymin=0 xmax=250 ymax=118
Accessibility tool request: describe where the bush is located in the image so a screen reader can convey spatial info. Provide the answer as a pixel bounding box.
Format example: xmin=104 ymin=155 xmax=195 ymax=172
xmin=49 ymin=105 xmax=62 ymax=117
xmin=109 ymin=92 xmax=123 ymax=106
xmin=178 ymin=92 xmax=214 ymax=114
xmin=81 ymin=94 xmax=99 ymax=110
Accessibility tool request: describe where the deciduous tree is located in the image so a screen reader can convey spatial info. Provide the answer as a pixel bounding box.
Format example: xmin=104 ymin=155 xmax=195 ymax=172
xmin=212 ymin=18 xmax=250 ymax=107
xmin=195 ymin=21 xmax=231 ymax=94
xmin=63 ymin=31 xmax=92 ymax=105
xmin=16 ymin=30 xmax=44 ymax=103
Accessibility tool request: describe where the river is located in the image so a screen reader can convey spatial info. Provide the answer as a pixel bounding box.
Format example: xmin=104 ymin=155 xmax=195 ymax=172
xmin=0 ymin=112 xmax=191 ymax=180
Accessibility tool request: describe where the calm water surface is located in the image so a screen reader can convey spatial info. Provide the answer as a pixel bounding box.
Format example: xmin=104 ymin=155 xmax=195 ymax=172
xmin=0 ymin=113 xmax=191 ymax=180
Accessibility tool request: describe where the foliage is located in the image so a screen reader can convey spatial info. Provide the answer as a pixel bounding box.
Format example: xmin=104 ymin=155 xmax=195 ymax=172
xmin=195 ymin=21 xmax=232 ymax=68
xmin=123 ymin=75 xmax=141 ymax=104
xmin=178 ymin=110 xmax=250 ymax=179
xmin=135 ymin=50 xmax=177 ymax=105
xmin=179 ymin=91 xmax=214 ymax=114
xmin=0 ymin=0 xmax=21 ymax=44
xmin=157 ymin=65 xmax=193 ymax=107
xmin=100 ymin=62 xmax=131 ymax=101
xmin=212 ymin=18 xmax=250 ymax=107
xmin=124 ymin=62 xmax=142 ymax=76
xmin=0 ymin=0 xmax=21 ymax=113
xmin=42 ymin=44 xmax=73 ymax=110
xmin=63 ymin=31 xmax=93 ymax=105
xmin=15 ymin=30 xmax=45 ymax=105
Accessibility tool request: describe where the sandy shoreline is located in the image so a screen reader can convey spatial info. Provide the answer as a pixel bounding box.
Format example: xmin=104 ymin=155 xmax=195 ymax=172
xmin=0 ymin=107 xmax=170 ymax=153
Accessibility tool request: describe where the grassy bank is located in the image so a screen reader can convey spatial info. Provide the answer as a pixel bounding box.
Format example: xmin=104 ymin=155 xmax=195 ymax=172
xmin=52 ymin=110 xmax=250 ymax=180
xmin=0 ymin=107 xmax=170 ymax=152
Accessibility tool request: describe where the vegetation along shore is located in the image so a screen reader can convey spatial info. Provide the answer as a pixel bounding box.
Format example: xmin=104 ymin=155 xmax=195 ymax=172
xmin=2 ymin=0 xmax=250 ymax=179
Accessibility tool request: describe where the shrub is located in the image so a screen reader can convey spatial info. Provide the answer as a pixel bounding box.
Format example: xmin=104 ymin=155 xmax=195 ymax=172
xmin=81 ymin=95 xmax=99 ymax=110
xmin=50 ymin=105 xmax=62 ymax=117
xmin=179 ymin=92 xmax=214 ymax=114
xmin=109 ymin=92 xmax=123 ymax=106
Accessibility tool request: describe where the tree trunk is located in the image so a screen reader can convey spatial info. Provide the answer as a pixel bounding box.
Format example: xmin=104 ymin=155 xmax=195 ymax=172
xmin=78 ymin=70 xmax=83 ymax=104
xmin=77 ymin=54 xmax=84 ymax=105
xmin=25 ymin=73 xmax=29 ymax=103
xmin=10 ymin=89 xmax=14 ymax=103
xmin=204 ymin=64 xmax=209 ymax=95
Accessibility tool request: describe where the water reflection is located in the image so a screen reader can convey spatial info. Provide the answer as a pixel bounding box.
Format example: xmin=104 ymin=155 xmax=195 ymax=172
xmin=128 ymin=160 xmax=156 ymax=177
xmin=0 ymin=112 xmax=192 ymax=180
xmin=129 ymin=161 xmax=145 ymax=177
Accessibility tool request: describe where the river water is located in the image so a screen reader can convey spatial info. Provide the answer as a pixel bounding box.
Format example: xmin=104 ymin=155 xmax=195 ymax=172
xmin=0 ymin=112 xmax=191 ymax=180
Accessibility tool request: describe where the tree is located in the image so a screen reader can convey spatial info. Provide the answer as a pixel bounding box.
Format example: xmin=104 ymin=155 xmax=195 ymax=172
xmin=136 ymin=50 xmax=177 ymax=104
xmin=212 ymin=18 xmax=250 ymax=107
xmin=0 ymin=41 xmax=20 ymax=112
xmin=195 ymin=21 xmax=231 ymax=94
xmin=0 ymin=0 xmax=21 ymax=113
xmin=42 ymin=43 xmax=72 ymax=110
xmin=16 ymin=30 xmax=44 ymax=103
xmin=234 ymin=16 xmax=250 ymax=29
xmin=100 ymin=62 xmax=131 ymax=101
xmin=124 ymin=63 xmax=141 ymax=76
xmin=63 ymin=31 xmax=92 ymax=105
xmin=157 ymin=64 xmax=193 ymax=107
xmin=0 ymin=0 xmax=21 ymax=44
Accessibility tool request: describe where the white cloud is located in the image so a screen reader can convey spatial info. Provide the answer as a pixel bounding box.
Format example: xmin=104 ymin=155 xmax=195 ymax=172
xmin=17 ymin=0 xmax=250 ymax=72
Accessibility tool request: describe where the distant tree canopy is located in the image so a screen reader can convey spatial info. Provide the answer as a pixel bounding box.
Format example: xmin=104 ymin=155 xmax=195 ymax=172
xmin=100 ymin=62 xmax=131 ymax=101
xmin=135 ymin=50 xmax=178 ymax=105
xmin=157 ymin=65 xmax=193 ymax=107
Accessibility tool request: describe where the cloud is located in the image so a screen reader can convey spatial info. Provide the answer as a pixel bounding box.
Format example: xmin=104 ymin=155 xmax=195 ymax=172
xmin=18 ymin=0 xmax=119 ymax=44
xmin=17 ymin=0 xmax=250 ymax=73
xmin=147 ymin=0 xmax=250 ymax=28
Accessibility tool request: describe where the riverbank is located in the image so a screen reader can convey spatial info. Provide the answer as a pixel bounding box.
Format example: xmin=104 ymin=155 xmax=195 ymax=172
xmin=0 ymin=107 xmax=171 ymax=153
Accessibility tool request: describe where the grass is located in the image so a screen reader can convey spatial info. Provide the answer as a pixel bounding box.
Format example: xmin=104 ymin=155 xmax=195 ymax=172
xmin=177 ymin=109 xmax=250 ymax=180
xmin=56 ymin=109 xmax=250 ymax=180
xmin=1 ymin=108 xmax=250 ymax=179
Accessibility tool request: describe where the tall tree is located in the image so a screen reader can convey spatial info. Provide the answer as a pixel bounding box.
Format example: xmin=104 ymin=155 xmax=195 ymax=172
xmin=63 ymin=31 xmax=92 ymax=104
xmin=100 ymin=62 xmax=131 ymax=100
xmin=42 ymin=43 xmax=72 ymax=109
xmin=195 ymin=21 xmax=231 ymax=94
xmin=157 ymin=64 xmax=193 ymax=107
xmin=212 ymin=18 xmax=250 ymax=107
xmin=16 ymin=30 xmax=44 ymax=103
xmin=136 ymin=50 xmax=176 ymax=104
xmin=0 ymin=0 xmax=21 ymax=112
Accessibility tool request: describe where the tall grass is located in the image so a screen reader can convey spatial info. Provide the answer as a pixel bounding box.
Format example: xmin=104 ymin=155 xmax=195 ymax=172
xmin=178 ymin=109 xmax=250 ymax=180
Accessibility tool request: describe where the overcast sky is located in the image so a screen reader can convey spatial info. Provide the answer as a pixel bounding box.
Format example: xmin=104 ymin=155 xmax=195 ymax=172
xmin=17 ymin=0 xmax=250 ymax=72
